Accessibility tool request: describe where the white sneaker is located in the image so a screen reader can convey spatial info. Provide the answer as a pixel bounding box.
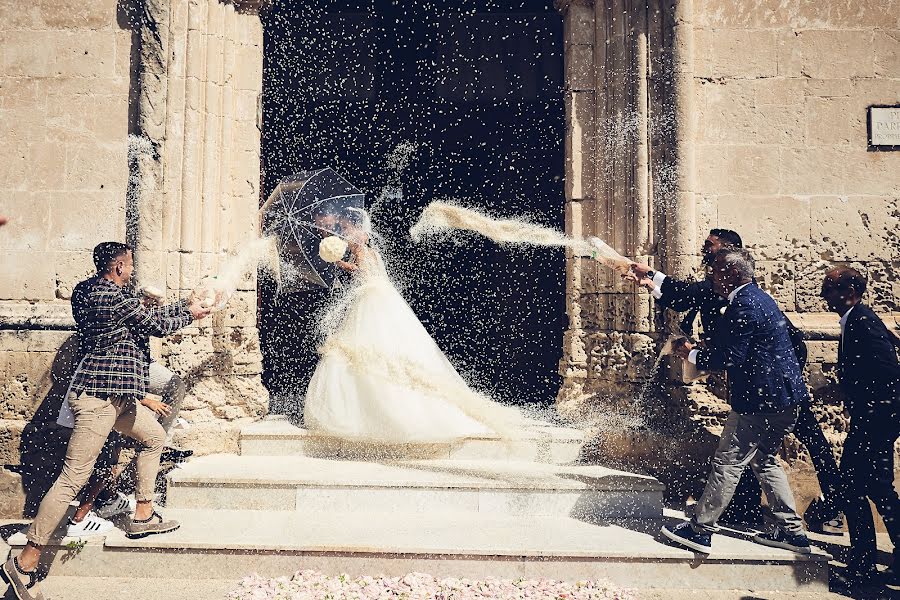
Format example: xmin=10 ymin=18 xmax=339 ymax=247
xmin=95 ymin=492 xmax=135 ymax=519
xmin=66 ymin=514 xmax=114 ymax=538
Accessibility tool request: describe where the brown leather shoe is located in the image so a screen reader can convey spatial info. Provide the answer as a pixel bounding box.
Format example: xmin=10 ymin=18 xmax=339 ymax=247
xmin=125 ymin=510 xmax=180 ymax=539
xmin=1 ymin=556 xmax=45 ymax=600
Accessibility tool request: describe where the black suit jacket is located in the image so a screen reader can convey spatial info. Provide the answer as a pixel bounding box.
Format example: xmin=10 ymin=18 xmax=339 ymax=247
xmin=838 ymin=303 xmax=900 ymax=421
xmin=658 ymin=277 xmax=726 ymax=349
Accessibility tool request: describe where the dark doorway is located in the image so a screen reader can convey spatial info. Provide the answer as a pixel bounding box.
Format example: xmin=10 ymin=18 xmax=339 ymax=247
xmin=259 ymin=1 xmax=565 ymax=413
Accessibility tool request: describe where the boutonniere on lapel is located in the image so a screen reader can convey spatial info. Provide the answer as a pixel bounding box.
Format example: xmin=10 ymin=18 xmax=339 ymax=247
xmin=720 ymin=306 xmax=728 ymax=315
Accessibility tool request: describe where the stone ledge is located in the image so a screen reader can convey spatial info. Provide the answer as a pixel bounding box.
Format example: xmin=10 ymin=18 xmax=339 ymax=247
xmin=0 ymin=302 xmax=74 ymax=330
xmin=786 ymin=311 xmax=900 ymax=340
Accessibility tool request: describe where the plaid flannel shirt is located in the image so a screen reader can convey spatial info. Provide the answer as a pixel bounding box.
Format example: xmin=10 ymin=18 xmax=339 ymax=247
xmin=69 ymin=276 xmax=193 ymax=400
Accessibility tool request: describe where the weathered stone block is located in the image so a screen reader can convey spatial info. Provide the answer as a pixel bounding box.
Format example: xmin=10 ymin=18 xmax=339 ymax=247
xmin=0 ymin=350 xmax=55 ymax=419
xmin=170 ymin=420 xmax=243 ymax=456
xmin=755 ymin=261 xmax=798 ymax=311
xmin=697 ymin=80 xmax=755 ymax=144
xmin=0 ymin=419 xmax=24 ymax=464
xmin=788 ymin=0 xmax=900 ymax=29
xmin=63 ymin=143 xmax=128 ymax=192
xmin=697 ymin=145 xmax=780 ymax=195
xmin=234 ymin=45 xmax=263 ymax=92
xmin=0 ymin=467 xmax=25 ymax=519
xmin=565 ymin=43 xmax=594 ymax=92
xmin=0 ymin=331 xmax=73 ymax=354
xmin=0 ymin=191 xmax=49 ymax=252
xmin=563 ymin=1 xmax=594 ymax=45
xmin=220 ymin=291 xmax=257 ymax=328
xmin=804 ymin=79 xmax=851 ymax=98
xmin=0 ymin=0 xmax=118 ymax=29
xmin=114 ymin=29 xmax=131 ymax=78
xmin=717 ymin=195 xmax=811 ymax=260
xmin=753 ymin=103 xmax=806 ymax=146
xmin=0 ymin=78 xmax=41 ymax=111
xmin=839 ymin=151 xmax=900 ymax=197
xmin=805 ymin=97 xmax=856 ymax=147
xmin=809 ymin=196 xmax=900 ymax=262
xmin=46 ymin=94 xmax=128 ymax=143
xmin=805 ymin=340 xmax=838 ymax=365
xmin=754 ymin=77 xmax=806 ymax=105
xmin=25 ymin=141 xmax=67 ymax=192
xmin=50 ymin=191 xmax=125 ymax=251
xmin=778 ymin=148 xmax=849 ymax=195
xmin=564 ymin=90 xmax=595 ymax=201
xmin=795 ymin=30 xmax=876 ymax=80
xmin=0 ymin=253 xmax=56 ymax=300
xmin=874 ymin=31 xmax=900 ymax=77
xmin=695 ymin=29 xmax=777 ymax=79
xmin=52 ymin=31 xmax=117 ymax=79
xmin=0 ymin=31 xmax=55 ymax=77
xmin=866 ymin=261 xmax=900 ymax=312
xmin=693 ymin=0 xmax=788 ymax=29
xmin=53 ymin=250 xmax=95 ymax=300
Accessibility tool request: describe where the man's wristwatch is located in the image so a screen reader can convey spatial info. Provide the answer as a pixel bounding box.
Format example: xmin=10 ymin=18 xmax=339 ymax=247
xmin=646 ymin=270 xmax=656 ymax=280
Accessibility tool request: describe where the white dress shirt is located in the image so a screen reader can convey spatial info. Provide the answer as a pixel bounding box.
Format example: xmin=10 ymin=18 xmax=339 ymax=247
xmin=839 ymin=304 xmax=855 ymax=335
xmin=649 ymin=271 xmax=667 ymax=300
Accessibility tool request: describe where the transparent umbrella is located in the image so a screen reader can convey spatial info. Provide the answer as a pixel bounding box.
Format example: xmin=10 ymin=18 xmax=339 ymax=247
xmin=261 ymin=168 xmax=366 ymax=291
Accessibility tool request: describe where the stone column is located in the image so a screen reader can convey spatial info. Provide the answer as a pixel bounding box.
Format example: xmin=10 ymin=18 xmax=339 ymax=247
xmin=556 ymin=0 xmax=659 ymax=422
xmin=132 ymin=0 xmax=268 ymax=452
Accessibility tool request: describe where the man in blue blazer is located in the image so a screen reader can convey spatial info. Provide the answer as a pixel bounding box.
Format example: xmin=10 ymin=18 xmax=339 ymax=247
xmin=822 ymin=267 xmax=900 ymax=585
xmin=628 ymin=231 xmax=843 ymax=532
xmin=661 ymin=248 xmax=811 ymax=554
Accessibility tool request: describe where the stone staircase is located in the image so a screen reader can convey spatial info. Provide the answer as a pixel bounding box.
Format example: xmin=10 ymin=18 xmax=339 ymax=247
xmin=5 ymin=417 xmax=831 ymax=592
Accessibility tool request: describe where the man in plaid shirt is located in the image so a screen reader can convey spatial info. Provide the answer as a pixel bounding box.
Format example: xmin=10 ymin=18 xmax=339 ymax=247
xmin=4 ymin=242 xmax=209 ymax=600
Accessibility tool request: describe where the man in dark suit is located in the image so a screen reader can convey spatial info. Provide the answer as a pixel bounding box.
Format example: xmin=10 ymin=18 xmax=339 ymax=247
xmin=822 ymin=267 xmax=900 ymax=585
xmin=629 ymin=230 xmax=843 ymax=534
xmin=660 ymin=248 xmax=812 ymax=554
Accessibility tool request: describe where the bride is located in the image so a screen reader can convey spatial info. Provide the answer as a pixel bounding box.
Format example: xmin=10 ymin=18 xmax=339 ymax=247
xmin=303 ymin=211 xmax=523 ymax=443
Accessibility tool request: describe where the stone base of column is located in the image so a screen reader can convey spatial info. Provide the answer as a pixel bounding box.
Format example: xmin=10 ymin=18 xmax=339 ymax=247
xmin=160 ymin=315 xmax=269 ymax=455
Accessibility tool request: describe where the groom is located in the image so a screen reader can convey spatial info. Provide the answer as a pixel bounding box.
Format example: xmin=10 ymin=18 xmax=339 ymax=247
xmin=660 ymin=248 xmax=812 ymax=554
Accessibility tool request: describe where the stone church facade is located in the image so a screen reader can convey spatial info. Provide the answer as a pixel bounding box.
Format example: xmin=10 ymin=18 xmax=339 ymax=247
xmin=0 ymin=0 xmax=897 ymax=513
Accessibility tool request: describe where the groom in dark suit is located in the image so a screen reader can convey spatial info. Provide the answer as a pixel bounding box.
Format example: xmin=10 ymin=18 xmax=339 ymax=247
xmin=821 ymin=267 xmax=900 ymax=585
xmin=660 ymin=248 xmax=811 ymax=554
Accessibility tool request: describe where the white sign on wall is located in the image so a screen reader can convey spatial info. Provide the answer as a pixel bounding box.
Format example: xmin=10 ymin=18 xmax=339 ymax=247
xmin=869 ymin=106 xmax=900 ymax=147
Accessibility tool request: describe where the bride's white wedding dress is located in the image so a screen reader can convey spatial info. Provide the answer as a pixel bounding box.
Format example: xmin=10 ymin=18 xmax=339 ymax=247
xmin=304 ymin=246 xmax=522 ymax=443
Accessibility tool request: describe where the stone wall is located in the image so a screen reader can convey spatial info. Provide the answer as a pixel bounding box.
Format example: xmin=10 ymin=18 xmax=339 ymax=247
xmin=556 ymin=0 xmax=900 ymax=488
xmin=0 ymin=0 xmax=131 ymax=477
xmin=0 ymin=0 xmax=269 ymax=516
xmin=691 ymin=0 xmax=900 ymax=457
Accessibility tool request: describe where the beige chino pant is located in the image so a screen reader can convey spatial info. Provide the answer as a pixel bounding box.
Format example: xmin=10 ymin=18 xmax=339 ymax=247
xmin=27 ymin=392 xmax=165 ymax=546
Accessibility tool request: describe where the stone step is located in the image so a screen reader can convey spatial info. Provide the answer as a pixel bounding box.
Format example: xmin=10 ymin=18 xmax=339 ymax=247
xmin=5 ymin=509 xmax=831 ymax=592
xmin=165 ymin=454 xmax=665 ymax=520
xmin=238 ymin=418 xmax=585 ymax=464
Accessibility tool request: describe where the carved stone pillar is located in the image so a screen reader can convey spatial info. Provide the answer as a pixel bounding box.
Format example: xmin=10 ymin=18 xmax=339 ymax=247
xmin=556 ymin=0 xmax=660 ymax=421
xmin=132 ymin=0 xmax=268 ymax=450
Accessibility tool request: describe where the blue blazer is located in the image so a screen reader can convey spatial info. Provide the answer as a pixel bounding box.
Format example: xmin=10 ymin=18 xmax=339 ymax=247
xmin=696 ymin=283 xmax=808 ymax=414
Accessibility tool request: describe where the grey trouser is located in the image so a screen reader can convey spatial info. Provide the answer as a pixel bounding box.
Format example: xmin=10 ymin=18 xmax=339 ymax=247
xmin=28 ymin=393 xmax=165 ymax=546
xmin=148 ymin=362 xmax=185 ymax=435
xmin=692 ymin=407 xmax=805 ymax=534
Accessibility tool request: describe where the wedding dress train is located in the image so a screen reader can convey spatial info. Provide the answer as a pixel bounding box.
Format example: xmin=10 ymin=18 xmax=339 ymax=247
xmin=303 ymin=247 xmax=522 ymax=443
